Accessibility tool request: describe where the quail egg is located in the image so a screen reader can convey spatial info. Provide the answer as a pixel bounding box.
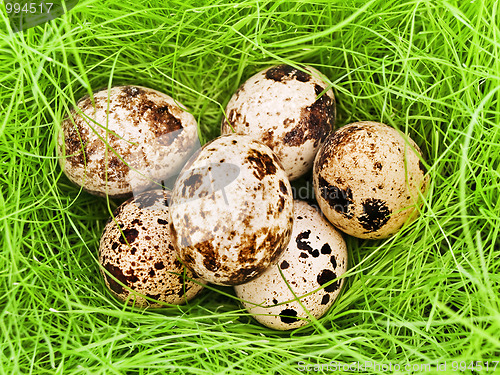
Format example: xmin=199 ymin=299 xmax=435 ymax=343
xmin=58 ymin=85 xmax=199 ymax=198
xmin=234 ymin=200 xmax=348 ymax=330
xmin=221 ymin=64 xmax=336 ymax=180
xmin=169 ymin=133 xmax=294 ymax=286
xmin=99 ymin=189 xmax=205 ymax=307
xmin=313 ymin=121 xmax=429 ymax=239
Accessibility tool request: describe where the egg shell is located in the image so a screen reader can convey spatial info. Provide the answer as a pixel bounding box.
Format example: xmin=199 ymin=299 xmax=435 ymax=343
xmin=169 ymin=133 xmax=294 ymax=286
xmin=99 ymin=189 xmax=205 ymax=307
xmin=58 ymin=85 xmax=199 ymax=198
xmin=234 ymin=200 xmax=348 ymax=330
xmin=221 ymin=64 xmax=336 ymax=180
xmin=313 ymin=121 xmax=429 ymax=239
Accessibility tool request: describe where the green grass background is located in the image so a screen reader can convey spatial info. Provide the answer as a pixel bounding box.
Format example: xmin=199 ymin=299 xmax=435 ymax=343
xmin=1 ymin=0 xmax=499 ymax=374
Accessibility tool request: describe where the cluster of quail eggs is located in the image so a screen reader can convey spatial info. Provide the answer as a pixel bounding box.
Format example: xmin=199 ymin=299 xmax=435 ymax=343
xmin=58 ymin=64 xmax=429 ymax=330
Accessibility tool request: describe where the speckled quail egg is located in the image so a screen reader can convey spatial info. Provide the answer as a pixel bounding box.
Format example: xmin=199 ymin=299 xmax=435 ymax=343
xmin=169 ymin=133 xmax=294 ymax=286
xmin=221 ymin=64 xmax=336 ymax=181
xmin=234 ymin=200 xmax=348 ymax=330
xmin=58 ymin=85 xmax=199 ymax=198
xmin=99 ymin=189 xmax=205 ymax=307
xmin=313 ymin=121 xmax=429 ymax=239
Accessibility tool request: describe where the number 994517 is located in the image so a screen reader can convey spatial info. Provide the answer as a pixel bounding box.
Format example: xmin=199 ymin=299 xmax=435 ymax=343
xmin=451 ymin=361 xmax=499 ymax=372
xmin=5 ymin=2 xmax=53 ymax=14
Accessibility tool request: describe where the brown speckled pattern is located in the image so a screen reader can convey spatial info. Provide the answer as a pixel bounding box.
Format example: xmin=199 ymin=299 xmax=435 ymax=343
xmin=313 ymin=121 xmax=430 ymax=239
xmin=221 ymin=65 xmax=336 ymax=181
xmin=57 ymin=85 xmax=199 ymax=198
xmin=234 ymin=200 xmax=348 ymax=330
xmin=169 ymin=134 xmax=294 ymax=286
xmin=99 ymin=190 xmax=205 ymax=307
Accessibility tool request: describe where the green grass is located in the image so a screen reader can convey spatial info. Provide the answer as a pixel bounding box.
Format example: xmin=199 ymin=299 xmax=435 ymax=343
xmin=1 ymin=0 xmax=499 ymax=374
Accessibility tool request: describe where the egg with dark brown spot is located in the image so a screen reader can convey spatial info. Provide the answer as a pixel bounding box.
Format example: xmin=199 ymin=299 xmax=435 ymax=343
xmin=58 ymin=85 xmax=199 ymax=198
xmin=169 ymin=134 xmax=294 ymax=286
xmin=313 ymin=121 xmax=429 ymax=239
xmin=99 ymin=190 xmax=205 ymax=307
xmin=221 ymin=65 xmax=336 ymax=181
xmin=234 ymin=200 xmax=348 ymax=330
